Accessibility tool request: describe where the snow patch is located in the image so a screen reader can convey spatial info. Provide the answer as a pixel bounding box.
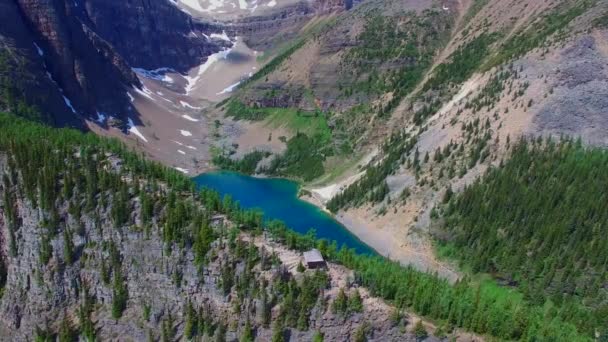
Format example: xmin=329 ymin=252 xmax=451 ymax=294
xmin=210 ymin=31 xmax=231 ymax=42
xmin=217 ymin=80 xmax=242 ymax=94
xmin=180 ymin=101 xmax=202 ymax=110
xmin=175 ymin=167 xmax=189 ymax=174
xmin=204 ymin=0 xmax=227 ymax=12
xmin=180 ymin=0 xmax=205 ymax=11
xmin=238 ymin=0 xmax=248 ymax=9
xmin=250 ymin=0 xmax=258 ymax=13
xmin=267 ymin=0 xmax=276 ymax=7
xmin=180 ymin=130 xmax=193 ymax=137
xmin=33 ymin=43 xmax=44 ymax=56
xmin=182 ymin=114 xmax=200 ymax=122
xmin=133 ymin=67 xmax=175 ymax=84
xmin=127 ymin=118 xmax=148 ymax=143
xmin=178 ymin=150 xmax=186 ymax=155
xmin=184 ymin=46 xmax=233 ymax=94
xmin=96 ymin=111 xmax=107 ymax=124
xmin=63 ymin=96 xmax=77 ymax=114
xmin=133 ymin=86 xmax=155 ymax=101
xmin=126 ymin=92 xmax=135 ymax=102
xmin=163 ymin=75 xmax=174 ymax=83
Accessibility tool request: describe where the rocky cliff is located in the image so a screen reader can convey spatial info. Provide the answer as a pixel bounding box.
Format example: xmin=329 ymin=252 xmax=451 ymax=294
xmin=10 ymin=0 xmax=141 ymax=125
xmin=81 ymin=0 xmax=222 ymax=72
xmin=0 ymin=0 xmax=225 ymax=128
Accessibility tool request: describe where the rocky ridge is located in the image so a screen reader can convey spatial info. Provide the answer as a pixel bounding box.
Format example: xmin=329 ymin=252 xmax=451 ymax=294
xmin=0 ymin=127 xmax=459 ymax=341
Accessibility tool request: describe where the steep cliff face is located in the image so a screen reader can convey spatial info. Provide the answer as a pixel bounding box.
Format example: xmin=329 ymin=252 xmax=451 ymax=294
xmin=0 ymin=0 xmax=83 ymax=127
xmin=19 ymin=0 xmax=145 ymax=116
xmin=231 ymin=0 xmax=359 ymax=51
xmin=0 ymin=0 xmax=224 ymax=127
xmin=81 ymin=0 xmax=221 ymax=72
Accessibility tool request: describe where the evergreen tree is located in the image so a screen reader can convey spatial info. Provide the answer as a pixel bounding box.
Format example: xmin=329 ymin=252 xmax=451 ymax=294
xmin=111 ymin=267 xmax=128 ymax=320
xmin=240 ymin=320 xmax=254 ymax=342
xmin=413 ymin=321 xmax=427 ymax=341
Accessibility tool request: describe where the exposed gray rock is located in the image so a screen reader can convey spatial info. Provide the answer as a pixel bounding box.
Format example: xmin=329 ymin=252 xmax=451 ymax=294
xmin=532 ymin=33 xmax=608 ymax=146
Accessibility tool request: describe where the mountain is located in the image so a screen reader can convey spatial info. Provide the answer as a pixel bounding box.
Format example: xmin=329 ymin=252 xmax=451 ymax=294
xmin=0 ymin=0 xmax=225 ymax=127
xmin=1 ymin=0 xmax=608 ymax=340
xmin=206 ymin=0 xmax=608 ymax=338
xmin=0 ymin=113 xmax=602 ymax=341
xmin=217 ymin=0 xmax=608 ymax=278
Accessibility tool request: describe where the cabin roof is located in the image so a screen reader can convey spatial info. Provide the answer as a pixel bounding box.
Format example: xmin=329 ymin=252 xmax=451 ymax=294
xmin=303 ymin=249 xmax=324 ymax=263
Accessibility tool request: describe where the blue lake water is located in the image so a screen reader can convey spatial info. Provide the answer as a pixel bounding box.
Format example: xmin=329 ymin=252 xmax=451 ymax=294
xmin=193 ymin=171 xmax=376 ymax=255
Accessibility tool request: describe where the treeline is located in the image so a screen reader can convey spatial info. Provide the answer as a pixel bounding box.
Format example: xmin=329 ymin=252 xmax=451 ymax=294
xmin=485 ymin=0 xmax=595 ymax=69
xmin=327 ymin=131 xmax=416 ymax=212
xmin=438 ymin=138 xmax=608 ymax=336
xmin=262 ymin=133 xmax=326 ymax=181
xmin=423 ymin=32 xmax=499 ymax=92
xmin=0 ymin=112 xmax=331 ymax=340
xmin=266 ymin=220 xmax=599 ymax=341
xmin=240 ymin=39 xmax=306 ymax=87
xmin=218 ymin=132 xmax=328 ymax=182
xmin=213 ymin=150 xmax=270 ymax=174
xmin=224 ymin=100 xmax=269 ymax=121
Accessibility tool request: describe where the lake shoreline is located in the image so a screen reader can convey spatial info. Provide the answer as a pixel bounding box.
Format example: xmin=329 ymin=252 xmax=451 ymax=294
xmin=300 ymin=186 xmax=461 ymax=283
xmin=193 ymin=171 xmax=377 ymax=255
xmin=298 ymin=194 xmax=394 ymax=259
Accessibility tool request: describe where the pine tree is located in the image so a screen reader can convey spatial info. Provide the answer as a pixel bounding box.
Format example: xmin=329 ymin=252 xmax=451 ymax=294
xmin=58 ymin=314 xmax=75 ymax=342
xmin=312 ymin=331 xmax=324 ymax=342
xmin=111 ymin=266 xmax=128 ymax=320
xmin=414 ymin=320 xmax=427 ymax=340
xmin=184 ymin=300 xmax=197 ymax=339
xmin=63 ymin=228 xmax=74 ymax=264
xmin=332 ymin=288 xmax=348 ymax=315
xmin=271 ymin=320 xmax=285 ymax=342
xmin=348 ymin=289 xmax=363 ymax=313
xmin=240 ymin=320 xmax=254 ymax=342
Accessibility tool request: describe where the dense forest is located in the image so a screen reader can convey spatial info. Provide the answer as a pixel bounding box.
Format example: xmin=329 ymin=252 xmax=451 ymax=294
xmin=0 ymin=113 xmax=604 ymax=340
xmin=438 ymin=138 xmax=608 ymax=337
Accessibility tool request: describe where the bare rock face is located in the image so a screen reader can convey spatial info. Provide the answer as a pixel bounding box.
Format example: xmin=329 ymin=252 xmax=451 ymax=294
xmin=13 ymin=0 xmax=140 ymax=123
xmin=0 ymin=0 xmax=83 ymax=127
xmin=533 ymin=33 xmax=608 ymax=145
xmin=233 ymin=0 xmax=357 ymax=51
xmin=81 ymin=0 xmax=221 ymax=72
xmin=0 ymin=0 xmax=223 ymax=127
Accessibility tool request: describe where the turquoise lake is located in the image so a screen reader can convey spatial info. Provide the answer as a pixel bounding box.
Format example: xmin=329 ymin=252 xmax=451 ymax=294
xmin=193 ymin=171 xmax=375 ymax=255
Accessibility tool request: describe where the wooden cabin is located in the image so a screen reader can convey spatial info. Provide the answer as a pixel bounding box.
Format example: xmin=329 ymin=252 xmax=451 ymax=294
xmin=303 ymin=249 xmax=326 ymax=269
